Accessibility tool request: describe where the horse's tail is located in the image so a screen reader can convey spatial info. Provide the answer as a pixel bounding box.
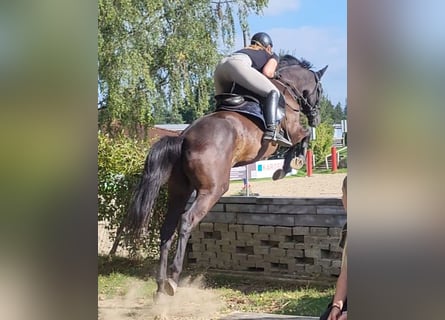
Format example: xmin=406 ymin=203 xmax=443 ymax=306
xmin=127 ymin=135 xmax=184 ymax=232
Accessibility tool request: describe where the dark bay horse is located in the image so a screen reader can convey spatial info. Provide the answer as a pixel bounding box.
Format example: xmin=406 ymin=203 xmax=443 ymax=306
xmin=127 ymin=55 xmax=327 ymax=297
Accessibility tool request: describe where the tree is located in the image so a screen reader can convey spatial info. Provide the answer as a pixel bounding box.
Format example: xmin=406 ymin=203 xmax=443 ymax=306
xmin=310 ymin=122 xmax=334 ymax=164
xmin=333 ymin=102 xmax=344 ymax=122
xmin=318 ymin=95 xmax=335 ymax=124
xmin=98 ymin=0 xmax=268 ymax=135
xmin=306 ymin=95 xmax=341 ymax=162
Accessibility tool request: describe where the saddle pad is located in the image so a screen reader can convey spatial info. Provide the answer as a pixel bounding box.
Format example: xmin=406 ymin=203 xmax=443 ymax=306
xmin=215 ymin=101 xmax=266 ymax=130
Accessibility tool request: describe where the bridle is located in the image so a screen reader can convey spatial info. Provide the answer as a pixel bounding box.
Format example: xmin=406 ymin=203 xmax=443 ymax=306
xmin=274 ymin=66 xmax=322 ymax=117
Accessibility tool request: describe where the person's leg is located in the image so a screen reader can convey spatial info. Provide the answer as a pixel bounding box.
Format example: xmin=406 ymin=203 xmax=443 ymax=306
xmin=222 ymin=55 xmax=291 ymax=147
xmin=261 ymin=90 xmax=291 ymax=147
xmin=262 ymin=91 xmax=292 ymax=147
xmin=225 ymin=55 xmax=278 ymax=97
xmin=214 ymin=57 xmax=234 ymax=95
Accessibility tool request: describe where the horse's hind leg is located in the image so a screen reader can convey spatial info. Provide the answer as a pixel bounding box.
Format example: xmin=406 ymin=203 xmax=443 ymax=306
xmin=167 ymin=185 xmax=229 ymax=293
xmin=156 ymin=177 xmax=193 ymax=298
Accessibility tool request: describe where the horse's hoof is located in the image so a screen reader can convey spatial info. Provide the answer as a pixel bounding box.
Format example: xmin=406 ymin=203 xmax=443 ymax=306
xmin=164 ymin=278 xmax=177 ymax=296
xmin=290 ymin=156 xmax=305 ymax=170
xmin=272 ymin=169 xmax=285 ymax=181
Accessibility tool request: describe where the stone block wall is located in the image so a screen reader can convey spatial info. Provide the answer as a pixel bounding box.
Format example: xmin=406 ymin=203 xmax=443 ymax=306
xmin=186 ymin=197 xmax=346 ymax=282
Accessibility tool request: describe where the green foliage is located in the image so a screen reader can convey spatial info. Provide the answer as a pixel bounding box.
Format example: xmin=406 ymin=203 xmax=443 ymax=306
xmin=98 ymin=131 xmax=147 ymax=223
xmin=98 ymin=0 xmax=269 ymax=134
xmin=333 ymin=102 xmax=345 ymax=122
xmin=318 ymin=96 xmax=346 ymax=125
xmin=310 ymin=122 xmax=334 ymax=163
xmin=98 ymin=131 xmax=168 ymax=258
xmin=318 ymin=96 xmax=335 ymax=124
xmin=307 ymin=94 xmax=345 ymax=164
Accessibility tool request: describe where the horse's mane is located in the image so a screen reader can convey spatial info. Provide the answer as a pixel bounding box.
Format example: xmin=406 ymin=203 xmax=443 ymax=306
xmin=278 ymin=54 xmax=313 ymax=70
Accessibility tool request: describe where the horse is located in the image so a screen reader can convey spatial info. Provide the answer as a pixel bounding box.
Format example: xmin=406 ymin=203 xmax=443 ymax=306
xmin=126 ymin=54 xmax=327 ymax=298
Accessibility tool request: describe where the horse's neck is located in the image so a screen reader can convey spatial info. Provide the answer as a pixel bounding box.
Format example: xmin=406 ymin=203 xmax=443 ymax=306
xmin=280 ymin=93 xmax=306 ymax=143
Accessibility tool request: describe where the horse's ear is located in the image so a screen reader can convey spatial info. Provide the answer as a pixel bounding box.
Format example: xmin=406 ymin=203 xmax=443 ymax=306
xmin=316 ymin=65 xmax=328 ymax=79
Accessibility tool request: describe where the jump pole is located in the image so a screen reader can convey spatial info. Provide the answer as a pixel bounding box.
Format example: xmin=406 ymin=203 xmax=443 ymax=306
xmin=306 ymin=149 xmax=313 ymax=177
xmin=331 ymin=146 xmax=338 ymax=172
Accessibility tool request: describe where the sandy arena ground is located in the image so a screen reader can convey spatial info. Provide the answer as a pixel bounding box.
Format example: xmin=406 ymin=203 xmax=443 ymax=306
xmin=224 ymin=173 xmax=346 ymax=198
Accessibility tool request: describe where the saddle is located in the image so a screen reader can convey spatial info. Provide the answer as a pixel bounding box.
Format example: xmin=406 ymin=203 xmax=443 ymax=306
xmin=214 ymin=93 xmax=260 ymax=106
xmin=214 ymin=92 xmax=285 ymax=131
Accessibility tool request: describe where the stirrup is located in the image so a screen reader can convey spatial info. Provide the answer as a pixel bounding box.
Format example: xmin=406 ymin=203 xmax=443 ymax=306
xmin=263 ymin=128 xmax=292 ymax=147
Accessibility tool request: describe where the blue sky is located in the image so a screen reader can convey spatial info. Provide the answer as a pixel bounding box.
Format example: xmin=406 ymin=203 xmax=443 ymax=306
xmin=234 ymin=0 xmax=347 ymax=107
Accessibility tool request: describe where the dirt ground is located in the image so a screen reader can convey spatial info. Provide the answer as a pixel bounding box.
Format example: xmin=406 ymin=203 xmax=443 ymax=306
xmin=99 ymin=276 xmax=223 ymax=320
xmin=224 ymin=173 xmax=346 ymax=198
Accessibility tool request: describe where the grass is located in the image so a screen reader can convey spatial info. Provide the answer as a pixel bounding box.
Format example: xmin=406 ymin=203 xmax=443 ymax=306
xmin=311 ymin=168 xmax=347 ymax=175
xmin=210 ymin=275 xmax=333 ymax=316
xmin=98 ymin=272 xmax=157 ymax=297
xmin=98 ymin=256 xmax=157 ymax=298
xmin=98 ymin=255 xmax=334 ymax=317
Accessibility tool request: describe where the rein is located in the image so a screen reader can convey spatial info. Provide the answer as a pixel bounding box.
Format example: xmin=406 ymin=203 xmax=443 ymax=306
xmin=274 ymin=67 xmax=321 ymax=115
xmin=278 ymin=80 xmax=301 ymax=113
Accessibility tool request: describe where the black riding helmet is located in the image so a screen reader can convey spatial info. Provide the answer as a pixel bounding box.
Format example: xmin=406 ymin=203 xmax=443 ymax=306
xmin=251 ymin=32 xmax=273 ymax=48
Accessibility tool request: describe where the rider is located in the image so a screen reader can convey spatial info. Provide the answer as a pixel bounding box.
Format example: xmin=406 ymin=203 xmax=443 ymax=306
xmin=214 ymin=32 xmax=292 ymax=148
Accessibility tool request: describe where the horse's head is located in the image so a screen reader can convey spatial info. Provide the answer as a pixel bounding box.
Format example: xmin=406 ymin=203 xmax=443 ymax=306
xmin=275 ymin=55 xmax=328 ymax=127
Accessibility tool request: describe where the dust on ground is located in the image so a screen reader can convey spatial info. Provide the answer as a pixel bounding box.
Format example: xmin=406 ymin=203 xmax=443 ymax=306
xmin=99 ymin=275 xmax=223 ymax=320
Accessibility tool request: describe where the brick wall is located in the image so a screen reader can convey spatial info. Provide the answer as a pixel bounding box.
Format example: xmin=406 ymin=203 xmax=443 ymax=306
xmin=186 ymin=197 xmax=346 ymax=283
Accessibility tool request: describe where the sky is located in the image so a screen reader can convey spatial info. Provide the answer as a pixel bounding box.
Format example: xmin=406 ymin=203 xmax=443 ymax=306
xmin=234 ymin=0 xmax=347 ymax=108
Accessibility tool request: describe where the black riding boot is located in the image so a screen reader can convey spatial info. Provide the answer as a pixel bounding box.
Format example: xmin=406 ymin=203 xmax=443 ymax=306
xmin=263 ymin=91 xmax=292 ymax=147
